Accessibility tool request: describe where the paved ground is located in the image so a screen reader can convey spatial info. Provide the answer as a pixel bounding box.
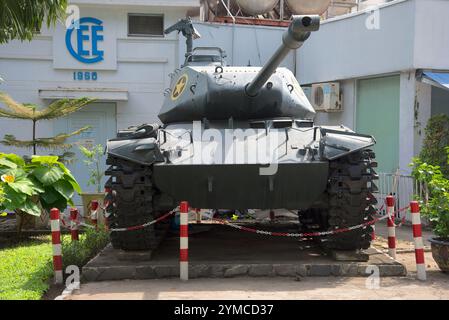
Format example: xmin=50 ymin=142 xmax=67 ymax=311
xmin=66 ymin=268 xmax=449 ymax=300
xmin=64 ymin=221 xmax=449 ymax=300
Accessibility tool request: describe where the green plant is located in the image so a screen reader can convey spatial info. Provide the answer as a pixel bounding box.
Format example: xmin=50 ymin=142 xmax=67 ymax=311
xmin=0 ymin=92 xmax=95 ymax=156
xmin=0 ymin=153 xmax=81 ymax=217
xmin=0 ymin=183 xmax=5 ymax=206
xmin=411 ymin=157 xmax=449 ymax=239
xmin=79 ymin=144 xmax=105 ymax=193
xmin=419 ymin=114 xmax=449 ymax=178
xmin=0 ymin=0 xmax=68 ymax=44
xmin=62 ymin=227 xmax=109 ymax=269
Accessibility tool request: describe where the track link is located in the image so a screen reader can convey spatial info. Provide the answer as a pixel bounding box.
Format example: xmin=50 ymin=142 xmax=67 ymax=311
xmin=299 ymin=149 xmax=378 ymax=250
xmin=105 ymin=156 xmax=169 ymax=251
xmin=324 ymin=149 xmax=378 ymax=250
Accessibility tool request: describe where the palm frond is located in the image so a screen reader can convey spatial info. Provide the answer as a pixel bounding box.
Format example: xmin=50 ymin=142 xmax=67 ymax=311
xmin=34 ymin=97 xmax=95 ymax=120
xmin=0 ymin=92 xmax=96 ymax=121
xmin=0 ymin=92 xmax=35 ymax=119
xmin=1 ymin=126 xmax=90 ymax=149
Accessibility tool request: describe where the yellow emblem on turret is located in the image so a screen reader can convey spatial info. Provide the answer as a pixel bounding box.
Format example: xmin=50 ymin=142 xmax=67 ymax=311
xmin=171 ymin=74 xmax=188 ymax=100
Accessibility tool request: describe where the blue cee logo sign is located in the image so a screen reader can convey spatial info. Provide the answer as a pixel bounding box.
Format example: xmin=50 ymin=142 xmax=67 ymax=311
xmin=66 ymin=17 xmax=104 ymax=64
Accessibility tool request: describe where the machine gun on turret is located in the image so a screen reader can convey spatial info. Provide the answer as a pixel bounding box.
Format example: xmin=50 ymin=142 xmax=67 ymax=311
xmin=164 ymin=17 xmax=201 ymax=60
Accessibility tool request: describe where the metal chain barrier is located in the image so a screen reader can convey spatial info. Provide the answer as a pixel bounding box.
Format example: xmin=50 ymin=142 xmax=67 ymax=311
xmin=109 ymin=210 xmax=176 ymax=232
xmin=59 ymin=209 xmax=176 ymax=232
xmin=58 ymin=204 xmax=410 ymax=238
xmin=208 ymin=205 xmax=411 ymax=238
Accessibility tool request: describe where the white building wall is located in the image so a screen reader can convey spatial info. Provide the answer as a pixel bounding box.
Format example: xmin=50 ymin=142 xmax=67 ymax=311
xmin=413 ymin=0 xmax=449 ymax=70
xmin=297 ymin=0 xmax=449 ymax=86
xmin=295 ymin=0 xmax=449 ymax=174
xmin=414 ymin=81 xmax=432 ymax=153
xmin=0 ymin=3 xmax=192 ymax=158
xmin=399 ymin=71 xmax=416 ymax=174
xmin=297 ymin=0 xmax=416 ymax=85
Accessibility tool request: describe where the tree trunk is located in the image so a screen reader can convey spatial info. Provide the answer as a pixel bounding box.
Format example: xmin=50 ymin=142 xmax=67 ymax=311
xmin=32 ymin=119 xmax=36 ymax=155
xmin=15 ymin=210 xmax=24 ymax=239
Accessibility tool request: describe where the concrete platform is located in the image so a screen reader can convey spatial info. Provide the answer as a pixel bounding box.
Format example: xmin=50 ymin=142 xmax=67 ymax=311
xmin=82 ymin=225 xmax=406 ymax=282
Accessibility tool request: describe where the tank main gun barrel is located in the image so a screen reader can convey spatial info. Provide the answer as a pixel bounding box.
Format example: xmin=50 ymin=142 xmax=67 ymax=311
xmin=245 ymin=15 xmax=321 ymax=97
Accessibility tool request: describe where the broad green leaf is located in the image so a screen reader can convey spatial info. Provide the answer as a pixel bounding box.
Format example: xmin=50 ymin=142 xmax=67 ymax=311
xmin=64 ymin=173 xmax=82 ymax=194
xmin=2 ymin=153 xmax=25 ymax=166
xmin=53 ymin=180 xmax=74 ymax=200
xmin=2 ymin=185 xmax=26 ymax=209
xmin=31 ymin=155 xmax=59 ymax=165
xmin=22 ymin=199 xmax=41 ymax=216
xmin=39 ymin=187 xmax=59 ymax=204
xmin=8 ymin=179 xmax=36 ymax=196
xmin=0 ymin=157 xmax=17 ymax=169
xmin=40 ymin=195 xmax=67 ymax=211
xmin=57 ymin=163 xmax=81 ymax=192
xmin=28 ymin=176 xmax=45 ymax=193
xmin=32 ymin=166 xmax=64 ymax=186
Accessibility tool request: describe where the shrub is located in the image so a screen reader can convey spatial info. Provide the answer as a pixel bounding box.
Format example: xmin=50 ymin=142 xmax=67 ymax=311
xmin=61 ymin=227 xmax=109 ymax=269
xmin=419 ymin=114 xmax=449 ymax=177
xmin=411 ymin=157 xmax=449 ymax=239
xmin=0 ymin=153 xmax=81 ymax=217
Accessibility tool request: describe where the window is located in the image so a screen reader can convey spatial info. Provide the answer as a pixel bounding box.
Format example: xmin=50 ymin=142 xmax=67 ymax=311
xmin=128 ymin=14 xmax=164 ymax=37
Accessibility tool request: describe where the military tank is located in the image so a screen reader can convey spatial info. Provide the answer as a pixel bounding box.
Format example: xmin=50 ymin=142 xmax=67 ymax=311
xmin=105 ymin=15 xmax=378 ymax=252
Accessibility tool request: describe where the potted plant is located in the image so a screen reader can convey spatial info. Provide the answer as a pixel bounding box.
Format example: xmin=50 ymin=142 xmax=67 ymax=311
xmin=0 ymin=153 xmax=81 ymax=233
xmin=78 ymin=144 xmax=105 ymax=223
xmin=411 ymin=151 xmax=449 ymax=272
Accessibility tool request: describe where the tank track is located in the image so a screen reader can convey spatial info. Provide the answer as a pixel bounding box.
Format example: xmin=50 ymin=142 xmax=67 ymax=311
xmin=324 ymin=149 xmax=378 ymax=250
xmin=299 ymin=149 xmax=378 ymax=251
xmin=105 ymin=156 xmax=169 ymax=251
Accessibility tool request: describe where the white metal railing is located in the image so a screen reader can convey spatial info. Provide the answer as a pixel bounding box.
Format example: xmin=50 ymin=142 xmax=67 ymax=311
xmin=375 ymin=171 xmax=421 ymax=223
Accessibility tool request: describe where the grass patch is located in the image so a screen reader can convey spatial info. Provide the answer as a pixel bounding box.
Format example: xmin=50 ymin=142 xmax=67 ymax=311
xmin=0 ymin=236 xmax=53 ymax=300
xmin=0 ymin=228 xmax=110 ymax=300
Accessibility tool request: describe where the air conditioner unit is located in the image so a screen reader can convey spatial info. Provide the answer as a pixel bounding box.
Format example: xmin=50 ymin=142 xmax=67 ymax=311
xmin=311 ymin=82 xmax=342 ymax=112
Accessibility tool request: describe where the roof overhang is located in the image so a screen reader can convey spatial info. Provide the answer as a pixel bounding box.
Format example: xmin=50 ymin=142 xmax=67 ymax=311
xmin=39 ymin=87 xmax=128 ymax=101
xmin=418 ymin=70 xmax=449 ymax=91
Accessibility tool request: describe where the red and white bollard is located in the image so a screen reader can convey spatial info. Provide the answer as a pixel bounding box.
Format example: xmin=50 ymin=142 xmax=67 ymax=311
xmin=386 ymin=195 xmax=396 ymax=259
xmin=90 ymin=200 xmax=99 ymax=230
xmin=50 ymin=208 xmax=63 ymax=284
xmin=70 ymin=208 xmax=79 ymax=241
xmin=180 ymin=201 xmax=189 ymax=281
xmin=410 ymin=201 xmax=426 ymax=281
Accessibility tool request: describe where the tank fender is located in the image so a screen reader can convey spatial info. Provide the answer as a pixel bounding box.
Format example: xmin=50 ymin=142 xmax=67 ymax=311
xmin=319 ymin=127 xmax=376 ymax=161
xmin=106 ymin=137 xmax=165 ymax=165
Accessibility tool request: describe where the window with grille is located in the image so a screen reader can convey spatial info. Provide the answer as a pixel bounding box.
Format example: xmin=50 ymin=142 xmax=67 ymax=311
xmin=128 ymin=14 xmax=164 ymax=37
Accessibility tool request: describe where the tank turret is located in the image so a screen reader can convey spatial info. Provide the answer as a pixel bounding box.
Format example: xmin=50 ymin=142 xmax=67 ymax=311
xmin=158 ymin=15 xmax=320 ymax=124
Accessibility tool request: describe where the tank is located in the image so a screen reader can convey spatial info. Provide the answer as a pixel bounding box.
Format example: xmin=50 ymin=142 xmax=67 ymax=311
xmin=105 ymin=16 xmax=378 ymax=253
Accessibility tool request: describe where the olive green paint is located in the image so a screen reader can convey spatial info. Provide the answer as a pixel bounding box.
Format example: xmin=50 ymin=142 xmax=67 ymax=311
xmin=356 ymin=75 xmax=400 ymax=174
